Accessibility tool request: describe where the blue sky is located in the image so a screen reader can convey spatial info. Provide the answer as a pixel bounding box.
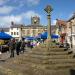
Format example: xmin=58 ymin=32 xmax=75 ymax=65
xmin=0 ymin=0 xmax=75 ymax=27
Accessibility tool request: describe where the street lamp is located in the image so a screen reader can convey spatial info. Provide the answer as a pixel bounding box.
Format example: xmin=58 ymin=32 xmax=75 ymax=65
xmin=44 ymin=5 xmax=53 ymax=47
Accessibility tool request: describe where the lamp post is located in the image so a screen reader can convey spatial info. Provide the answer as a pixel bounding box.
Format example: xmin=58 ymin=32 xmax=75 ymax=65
xmin=44 ymin=5 xmax=53 ymax=46
xmin=70 ymin=22 xmax=73 ymax=48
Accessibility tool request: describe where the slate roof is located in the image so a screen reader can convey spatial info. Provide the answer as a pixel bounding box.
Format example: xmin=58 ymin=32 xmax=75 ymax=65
xmin=67 ymin=14 xmax=75 ymax=22
xmin=0 ymin=28 xmax=9 ymax=32
xmin=25 ymin=24 xmax=46 ymax=28
xmin=56 ymin=19 xmax=67 ymax=26
xmin=10 ymin=24 xmax=25 ymax=28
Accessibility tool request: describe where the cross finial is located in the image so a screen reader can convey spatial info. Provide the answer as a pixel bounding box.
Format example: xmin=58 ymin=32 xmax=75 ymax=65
xmin=44 ymin=5 xmax=53 ymax=14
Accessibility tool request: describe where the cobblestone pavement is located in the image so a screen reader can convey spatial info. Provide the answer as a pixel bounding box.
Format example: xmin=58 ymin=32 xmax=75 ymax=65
xmin=0 ymin=51 xmax=10 ymax=61
xmin=70 ymin=47 xmax=75 ymax=53
xmin=0 ymin=47 xmax=75 ymax=62
xmin=0 ymin=47 xmax=31 ymax=63
xmin=0 ymin=47 xmax=32 ymax=75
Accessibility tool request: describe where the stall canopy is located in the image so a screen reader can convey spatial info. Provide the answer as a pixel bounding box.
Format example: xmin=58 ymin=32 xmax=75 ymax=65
xmin=0 ymin=32 xmax=12 ymax=40
xmin=24 ymin=36 xmax=35 ymax=40
xmin=37 ymin=32 xmax=60 ymax=39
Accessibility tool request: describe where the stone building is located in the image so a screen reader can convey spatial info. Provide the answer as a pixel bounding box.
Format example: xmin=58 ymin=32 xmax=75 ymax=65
xmin=9 ymin=22 xmax=25 ymax=40
xmin=56 ymin=19 xmax=67 ymax=43
xmin=67 ymin=14 xmax=75 ymax=48
xmin=56 ymin=14 xmax=75 ymax=48
xmin=9 ymin=16 xmax=47 ymax=40
xmin=22 ymin=16 xmax=47 ymax=37
xmin=0 ymin=16 xmax=56 ymax=40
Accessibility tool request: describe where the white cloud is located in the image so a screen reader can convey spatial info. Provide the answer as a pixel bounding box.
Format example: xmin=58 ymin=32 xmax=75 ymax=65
xmin=27 ymin=0 xmax=40 ymax=5
xmin=22 ymin=11 xmax=41 ymax=19
xmin=13 ymin=0 xmax=40 ymax=7
xmin=0 ymin=0 xmax=9 ymax=5
xmin=0 ymin=15 xmax=22 ymax=27
xmin=5 ymin=0 xmax=40 ymax=7
xmin=0 ymin=0 xmax=40 ymax=9
xmin=0 ymin=0 xmax=6 ymax=5
xmin=0 ymin=10 xmax=41 ymax=27
xmin=0 ymin=6 xmax=15 ymax=14
xmin=52 ymin=20 xmax=56 ymax=25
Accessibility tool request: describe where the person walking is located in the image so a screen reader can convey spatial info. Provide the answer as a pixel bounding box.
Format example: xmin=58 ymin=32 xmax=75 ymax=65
xmin=15 ymin=41 xmax=20 ymax=55
xmin=9 ymin=38 xmax=16 ymax=58
xmin=20 ymin=39 xmax=25 ymax=53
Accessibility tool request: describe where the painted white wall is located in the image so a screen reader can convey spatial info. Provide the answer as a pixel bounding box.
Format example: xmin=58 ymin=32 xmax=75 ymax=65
xmin=67 ymin=18 xmax=75 ymax=48
xmin=9 ymin=28 xmax=21 ymax=39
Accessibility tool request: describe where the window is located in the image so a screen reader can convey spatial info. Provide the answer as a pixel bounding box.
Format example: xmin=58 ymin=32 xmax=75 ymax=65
xmin=27 ymin=30 xmax=30 ymax=35
xmin=33 ymin=30 xmax=36 ymax=36
xmin=11 ymin=32 xmax=13 ymax=35
xmin=59 ymin=26 xmax=61 ymax=31
xmin=17 ymin=32 xmax=19 ymax=35
xmin=72 ymin=26 xmax=75 ymax=33
xmin=22 ymin=30 xmax=25 ymax=34
xmin=14 ymin=32 xmax=16 ymax=35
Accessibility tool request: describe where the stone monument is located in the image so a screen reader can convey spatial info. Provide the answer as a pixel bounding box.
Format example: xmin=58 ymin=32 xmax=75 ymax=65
xmin=44 ymin=5 xmax=53 ymax=49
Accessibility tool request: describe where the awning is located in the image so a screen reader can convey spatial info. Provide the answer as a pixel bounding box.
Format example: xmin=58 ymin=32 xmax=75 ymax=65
xmin=23 ymin=36 xmax=35 ymax=40
xmin=0 ymin=32 xmax=12 ymax=40
xmin=36 ymin=32 xmax=60 ymax=39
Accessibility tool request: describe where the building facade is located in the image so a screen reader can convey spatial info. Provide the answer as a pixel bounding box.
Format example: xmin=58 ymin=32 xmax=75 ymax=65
xmin=55 ymin=14 xmax=75 ymax=48
xmin=23 ymin=16 xmax=47 ymax=37
xmin=9 ymin=22 xmax=25 ymax=40
xmin=67 ymin=14 xmax=75 ymax=48
xmin=9 ymin=16 xmax=47 ymax=40
xmin=0 ymin=16 xmax=56 ymax=40
xmin=56 ymin=19 xmax=67 ymax=43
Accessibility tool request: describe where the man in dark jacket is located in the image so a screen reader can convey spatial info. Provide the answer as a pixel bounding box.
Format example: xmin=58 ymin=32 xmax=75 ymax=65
xmin=9 ymin=38 xmax=16 ymax=58
xmin=20 ymin=39 xmax=25 ymax=53
xmin=15 ymin=40 xmax=21 ymax=55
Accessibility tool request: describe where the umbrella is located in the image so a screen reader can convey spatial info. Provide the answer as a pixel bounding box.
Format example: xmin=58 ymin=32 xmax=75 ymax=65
xmin=51 ymin=34 xmax=60 ymax=38
xmin=0 ymin=32 xmax=12 ymax=40
xmin=40 ymin=32 xmax=60 ymax=39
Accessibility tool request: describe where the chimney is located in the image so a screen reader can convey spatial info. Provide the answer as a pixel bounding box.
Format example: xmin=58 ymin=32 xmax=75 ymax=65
xmin=11 ymin=21 xmax=14 ymax=25
xmin=1 ymin=28 xmax=4 ymax=32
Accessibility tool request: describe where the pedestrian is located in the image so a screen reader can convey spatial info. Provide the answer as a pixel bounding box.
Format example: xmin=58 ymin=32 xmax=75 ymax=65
xmin=16 ymin=40 xmax=22 ymax=55
xmin=15 ymin=41 xmax=20 ymax=55
xmin=36 ymin=41 xmax=40 ymax=46
xmin=27 ymin=41 xmax=31 ymax=48
xmin=9 ymin=38 xmax=16 ymax=58
xmin=30 ymin=41 xmax=33 ymax=49
xmin=20 ymin=39 xmax=25 ymax=53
